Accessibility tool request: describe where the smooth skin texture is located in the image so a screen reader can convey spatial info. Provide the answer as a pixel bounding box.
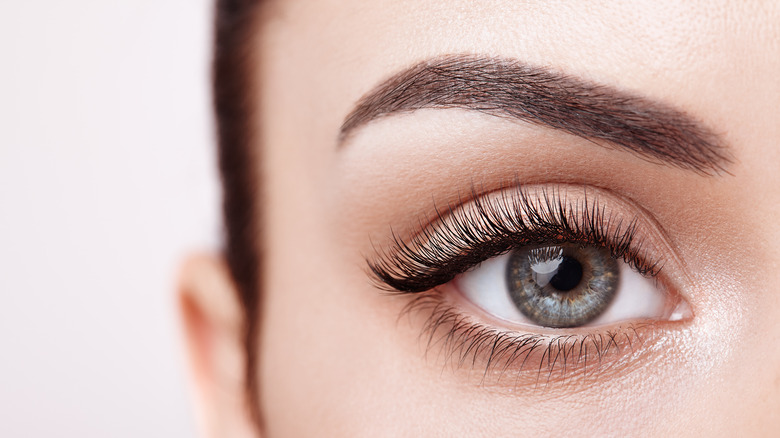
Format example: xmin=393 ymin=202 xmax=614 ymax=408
xmin=180 ymin=0 xmax=780 ymax=436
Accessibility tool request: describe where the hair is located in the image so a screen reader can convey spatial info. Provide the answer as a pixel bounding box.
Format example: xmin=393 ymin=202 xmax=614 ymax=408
xmin=213 ymin=0 xmax=263 ymax=426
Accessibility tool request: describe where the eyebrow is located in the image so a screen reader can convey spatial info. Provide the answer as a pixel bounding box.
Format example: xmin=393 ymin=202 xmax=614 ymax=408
xmin=339 ymin=55 xmax=730 ymax=174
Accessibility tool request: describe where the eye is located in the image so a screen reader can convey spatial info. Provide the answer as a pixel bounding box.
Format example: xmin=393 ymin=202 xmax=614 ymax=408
xmin=369 ymin=185 xmax=693 ymax=380
xmin=456 ymin=243 xmax=686 ymax=329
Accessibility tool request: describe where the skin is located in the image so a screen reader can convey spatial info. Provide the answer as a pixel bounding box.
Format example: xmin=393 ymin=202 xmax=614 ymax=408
xmin=180 ymin=0 xmax=780 ymax=436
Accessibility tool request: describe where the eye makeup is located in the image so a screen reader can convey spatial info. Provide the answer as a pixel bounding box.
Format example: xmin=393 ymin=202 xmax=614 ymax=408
xmin=370 ymin=184 xmax=665 ymax=292
xmin=367 ymin=183 xmax=691 ymax=386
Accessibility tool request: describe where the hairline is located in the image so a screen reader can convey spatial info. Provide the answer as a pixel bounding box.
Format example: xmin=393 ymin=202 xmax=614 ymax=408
xmin=213 ymin=0 xmax=264 ymax=428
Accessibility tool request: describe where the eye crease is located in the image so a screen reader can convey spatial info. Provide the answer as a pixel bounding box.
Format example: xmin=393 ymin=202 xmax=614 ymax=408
xmin=368 ymin=184 xmax=692 ymax=382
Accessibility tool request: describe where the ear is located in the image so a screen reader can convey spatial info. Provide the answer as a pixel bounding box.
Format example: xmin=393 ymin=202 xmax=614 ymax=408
xmin=177 ymin=254 xmax=260 ymax=438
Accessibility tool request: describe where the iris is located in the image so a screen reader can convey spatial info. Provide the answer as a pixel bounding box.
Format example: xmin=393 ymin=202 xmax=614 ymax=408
xmin=506 ymin=245 xmax=619 ymax=328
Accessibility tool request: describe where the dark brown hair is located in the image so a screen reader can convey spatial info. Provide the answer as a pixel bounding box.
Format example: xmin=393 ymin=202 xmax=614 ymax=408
xmin=213 ymin=0 xmax=263 ymax=424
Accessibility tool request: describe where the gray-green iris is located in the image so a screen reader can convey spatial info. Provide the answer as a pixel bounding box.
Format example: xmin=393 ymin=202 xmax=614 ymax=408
xmin=506 ymin=244 xmax=619 ymax=328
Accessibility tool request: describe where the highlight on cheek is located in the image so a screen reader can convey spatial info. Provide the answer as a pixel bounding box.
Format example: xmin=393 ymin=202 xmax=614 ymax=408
xmin=367 ymin=184 xmax=693 ymax=385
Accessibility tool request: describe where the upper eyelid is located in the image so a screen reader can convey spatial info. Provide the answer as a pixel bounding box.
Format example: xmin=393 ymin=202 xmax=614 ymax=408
xmin=368 ymin=183 xmax=685 ymax=293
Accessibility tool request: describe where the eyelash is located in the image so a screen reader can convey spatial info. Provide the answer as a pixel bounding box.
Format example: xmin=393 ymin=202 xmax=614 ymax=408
xmin=369 ymin=184 xmax=660 ymax=293
xmin=401 ymin=292 xmax=659 ymax=386
xmin=367 ymin=184 xmax=669 ymax=384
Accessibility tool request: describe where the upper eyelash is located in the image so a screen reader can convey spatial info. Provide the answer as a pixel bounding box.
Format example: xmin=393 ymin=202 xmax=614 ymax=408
xmin=368 ymin=184 xmax=660 ymax=293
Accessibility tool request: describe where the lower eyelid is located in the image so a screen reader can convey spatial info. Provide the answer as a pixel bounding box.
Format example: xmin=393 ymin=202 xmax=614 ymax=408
xmin=401 ymin=288 xmax=681 ymax=389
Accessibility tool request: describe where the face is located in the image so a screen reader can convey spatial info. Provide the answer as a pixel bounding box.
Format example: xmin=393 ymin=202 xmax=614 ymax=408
xmin=182 ymin=0 xmax=780 ymax=436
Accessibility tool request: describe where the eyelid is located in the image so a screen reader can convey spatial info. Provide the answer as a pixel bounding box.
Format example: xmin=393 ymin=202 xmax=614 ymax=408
xmin=398 ymin=288 xmax=680 ymax=388
xmin=369 ymin=183 xmax=688 ymax=300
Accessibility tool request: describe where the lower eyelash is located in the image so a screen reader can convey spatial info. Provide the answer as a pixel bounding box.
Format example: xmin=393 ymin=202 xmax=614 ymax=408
xmin=402 ymin=291 xmax=660 ymax=387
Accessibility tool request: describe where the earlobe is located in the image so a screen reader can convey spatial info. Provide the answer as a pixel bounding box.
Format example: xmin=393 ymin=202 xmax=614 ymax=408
xmin=178 ymin=254 xmax=260 ymax=438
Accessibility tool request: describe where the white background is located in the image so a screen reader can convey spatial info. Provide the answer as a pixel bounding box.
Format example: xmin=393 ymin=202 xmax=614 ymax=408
xmin=0 ymin=1 xmax=217 ymax=436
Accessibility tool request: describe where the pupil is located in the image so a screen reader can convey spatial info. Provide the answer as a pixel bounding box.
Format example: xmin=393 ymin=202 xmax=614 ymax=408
xmin=548 ymin=256 xmax=583 ymax=291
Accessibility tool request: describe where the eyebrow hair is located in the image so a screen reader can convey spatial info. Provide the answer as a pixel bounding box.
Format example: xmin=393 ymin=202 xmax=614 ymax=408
xmin=339 ymin=55 xmax=731 ymax=174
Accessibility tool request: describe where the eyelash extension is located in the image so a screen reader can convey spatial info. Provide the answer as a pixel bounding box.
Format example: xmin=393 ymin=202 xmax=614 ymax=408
xmin=402 ymin=292 xmax=658 ymax=386
xmin=368 ymin=184 xmax=660 ymax=294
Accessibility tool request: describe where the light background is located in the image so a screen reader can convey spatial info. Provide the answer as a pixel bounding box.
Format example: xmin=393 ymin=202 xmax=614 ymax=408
xmin=0 ymin=1 xmax=217 ymax=436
